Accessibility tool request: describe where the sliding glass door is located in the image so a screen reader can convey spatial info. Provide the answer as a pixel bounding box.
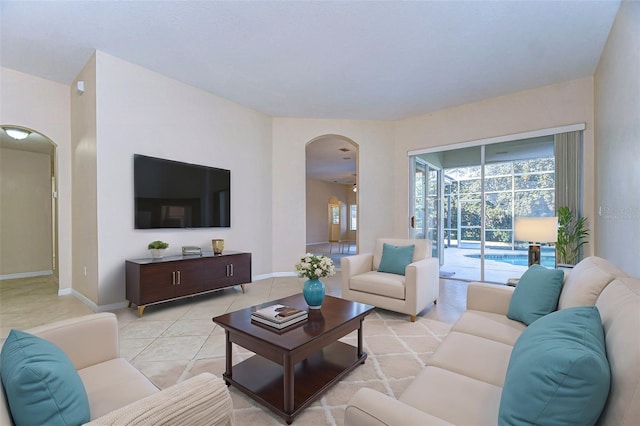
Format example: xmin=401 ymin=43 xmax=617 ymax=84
xmin=411 ymin=136 xmax=562 ymax=283
xmin=438 ymin=147 xmax=482 ymax=281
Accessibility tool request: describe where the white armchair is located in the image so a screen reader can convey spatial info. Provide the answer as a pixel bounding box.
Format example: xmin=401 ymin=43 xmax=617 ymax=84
xmin=341 ymin=238 xmax=439 ymax=321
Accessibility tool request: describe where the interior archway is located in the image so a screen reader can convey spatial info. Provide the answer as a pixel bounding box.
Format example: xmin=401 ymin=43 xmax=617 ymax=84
xmin=0 ymin=125 xmax=58 ymax=282
xmin=305 ymin=135 xmax=358 ymax=264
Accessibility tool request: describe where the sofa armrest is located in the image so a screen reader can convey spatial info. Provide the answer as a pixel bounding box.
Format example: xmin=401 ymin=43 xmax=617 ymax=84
xmin=26 ymin=313 xmax=119 ymax=370
xmin=345 ymin=388 xmax=453 ymax=426
xmin=466 ymin=282 xmax=515 ymax=315
xmin=85 ymin=373 xmax=233 ymax=426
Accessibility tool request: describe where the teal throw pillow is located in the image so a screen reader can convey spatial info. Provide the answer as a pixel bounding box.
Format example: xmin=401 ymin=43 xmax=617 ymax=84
xmin=507 ymin=264 xmax=564 ymax=325
xmin=0 ymin=329 xmax=90 ymax=426
xmin=499 ymin=306 xmax=610 ymax=425
xmin=378 ymin=243 xmax=415 ymax=275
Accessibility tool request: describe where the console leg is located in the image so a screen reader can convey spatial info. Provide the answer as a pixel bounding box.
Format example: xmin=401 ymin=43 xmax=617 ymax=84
xmin=240 ymin=284 xmax=246 ymax=294
xmin=137 ymin=305 xmax=145 ymax=318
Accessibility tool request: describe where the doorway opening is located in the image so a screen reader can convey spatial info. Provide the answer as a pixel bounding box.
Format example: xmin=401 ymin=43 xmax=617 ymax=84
xmin=305 ymin=135 xmax=358 ymax=266
xmin=0 ymin=125 xmax=58 ymax=283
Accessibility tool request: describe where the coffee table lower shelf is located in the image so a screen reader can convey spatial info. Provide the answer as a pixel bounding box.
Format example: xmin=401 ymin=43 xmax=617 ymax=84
xmin=223 ymin=341 xmax=366 ymax=424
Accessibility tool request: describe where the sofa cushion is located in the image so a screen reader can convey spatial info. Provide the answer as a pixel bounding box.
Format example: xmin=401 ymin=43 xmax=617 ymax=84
xmin=78 ymin=358 xmax=159 ymax=419
xmin=85 ymin=373 xmax=231 ymax=426
xmin=558 ymin=256 xmax=616 ymax=309
xmin=349 ymin=270 xmax=406 ymax=300
xmin=400 ymin=366 xmax=502 ymax=425
xmin=0 ymin=329 xmax=91 ymax=426
xmin=377 ymin=243 xmax=415 ymax=275
xmin=427 ymin=331 xmax=513 ymax=387
xmin=499 ymin=306 xmax=610 ymax=426
xmin=452 ymin=310 xmax=526 ymax=346
xmin=507 ymin=264 xmax=564 ymax=325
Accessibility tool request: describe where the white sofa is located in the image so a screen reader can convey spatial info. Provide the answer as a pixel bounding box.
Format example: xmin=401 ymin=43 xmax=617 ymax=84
xmin=341 ymin=238 xmax=439 ymax=321
xmin=345 ymin=256 xmax=640 ymax=425
xmin=0 ymin=313 xmax=234 ymax=426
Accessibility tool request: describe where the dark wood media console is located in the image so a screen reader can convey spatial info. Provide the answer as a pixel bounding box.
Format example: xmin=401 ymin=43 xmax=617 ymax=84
xmin=126 ymin=251 xmax=251 ymax=317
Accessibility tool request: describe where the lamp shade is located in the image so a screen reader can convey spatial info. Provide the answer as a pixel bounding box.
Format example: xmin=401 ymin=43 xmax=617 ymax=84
xmin=514 ymin=217 xmax=558 ymax=243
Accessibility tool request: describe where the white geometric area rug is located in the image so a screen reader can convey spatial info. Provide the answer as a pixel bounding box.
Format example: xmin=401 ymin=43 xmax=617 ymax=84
xmin=229 ymin=310 xmax=451 ymax=426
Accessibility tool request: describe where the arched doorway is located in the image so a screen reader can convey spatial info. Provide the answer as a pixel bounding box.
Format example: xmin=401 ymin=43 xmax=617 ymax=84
xmin=304 ymin=135 xmax=358 ymax=262
xmin=0 ymin=125 xmax=58 ymax=282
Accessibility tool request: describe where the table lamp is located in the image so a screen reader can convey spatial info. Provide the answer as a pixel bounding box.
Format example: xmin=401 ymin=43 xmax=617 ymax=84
xmin=514 ymin=217 xmax=558 ymax=266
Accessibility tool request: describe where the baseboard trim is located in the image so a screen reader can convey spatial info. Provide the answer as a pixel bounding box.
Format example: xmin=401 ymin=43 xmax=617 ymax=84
xmin=66 ymin=289 xmax=128 ymax=312
xmin=306 ymin=241 xmax=329 ymax=246
xmin=0 ymin=270 xmax=53 ymax=280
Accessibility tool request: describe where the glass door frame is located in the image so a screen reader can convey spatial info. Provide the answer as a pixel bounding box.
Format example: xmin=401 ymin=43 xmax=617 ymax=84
xmin=410 ymin=157 xmax=445 ymax=265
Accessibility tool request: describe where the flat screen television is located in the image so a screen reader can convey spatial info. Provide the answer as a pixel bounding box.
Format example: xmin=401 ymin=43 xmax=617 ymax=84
xmin=134 ymin=154 xmax=230 ymax=229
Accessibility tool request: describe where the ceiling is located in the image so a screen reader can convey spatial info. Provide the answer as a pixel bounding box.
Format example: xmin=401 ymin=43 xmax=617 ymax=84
xmin=306 ymin=136 xmax=357 ymax=185
xmin=0 ymin=1 xmax=620 ymax=183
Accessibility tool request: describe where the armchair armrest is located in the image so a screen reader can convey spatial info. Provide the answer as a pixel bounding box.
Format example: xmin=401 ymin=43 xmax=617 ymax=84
xmin=341 ymin=253 xmax=374 ymax=278
xmin=345 ymin=388 xmax=453 ymax=426
xmin=341 ymin=254 xmax=374 ymax=293
xmin=405 ymin=257 xmax=440 ymax=310
xmin=466 ymin=282 xmax=515 ymax=315
xmin=27 ymin=313 xmax=119 ymax=370
xmin=85 ymin=373 xmax=233 ymax=426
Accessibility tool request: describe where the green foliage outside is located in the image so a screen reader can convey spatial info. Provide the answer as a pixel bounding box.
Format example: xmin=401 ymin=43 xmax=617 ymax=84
xmin=442 ymin=157 xmax=556 ymax=246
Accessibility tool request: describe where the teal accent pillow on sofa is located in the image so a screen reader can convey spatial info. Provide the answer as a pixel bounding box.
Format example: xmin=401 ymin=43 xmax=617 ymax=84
xmin=0 ymin=329 xmax=90 ymax=426
xmin=507 ymin=264 xmax=564 ymax=325
xmin=377 ymin=243 xmax=415 ymax=276
xmin=499 ymin=306 xmax=611 ymax=426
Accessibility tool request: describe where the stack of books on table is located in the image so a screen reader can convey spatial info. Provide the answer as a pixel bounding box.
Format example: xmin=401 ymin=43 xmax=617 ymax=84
xmin=251 ymin=304 xmax=308 ymax=329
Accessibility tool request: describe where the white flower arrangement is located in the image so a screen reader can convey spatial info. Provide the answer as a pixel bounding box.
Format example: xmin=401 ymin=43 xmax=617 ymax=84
xmin=295 ymin=253 xmax=336 ymax=280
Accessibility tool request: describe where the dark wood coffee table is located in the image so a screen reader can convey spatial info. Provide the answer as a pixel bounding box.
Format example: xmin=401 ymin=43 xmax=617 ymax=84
xmin=213 ymin=294 xmax=374 ymax=424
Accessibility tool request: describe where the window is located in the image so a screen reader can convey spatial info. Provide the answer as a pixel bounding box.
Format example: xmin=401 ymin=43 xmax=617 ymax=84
xmin=349 ymin=205 xmax=357 ymax=231
xmin=331 ymin=206 xmax=340 ymax=225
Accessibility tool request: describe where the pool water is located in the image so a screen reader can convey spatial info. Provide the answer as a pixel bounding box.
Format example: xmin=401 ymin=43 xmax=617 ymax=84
xmin=465 ymin=253 xmax=556 ymax=269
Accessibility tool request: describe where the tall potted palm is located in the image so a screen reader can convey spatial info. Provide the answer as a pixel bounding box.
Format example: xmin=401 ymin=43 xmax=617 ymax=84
xmin=555 ymin=206 xmax=589 ymax=267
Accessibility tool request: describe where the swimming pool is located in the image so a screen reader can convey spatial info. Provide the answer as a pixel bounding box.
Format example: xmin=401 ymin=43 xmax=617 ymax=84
xmin=465 ymin=253 xmax=556 ymax=269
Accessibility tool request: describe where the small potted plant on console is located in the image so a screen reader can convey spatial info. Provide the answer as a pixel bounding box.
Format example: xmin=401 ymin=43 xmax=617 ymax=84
xmin=148 ymin=240 xmax=169 ymax=259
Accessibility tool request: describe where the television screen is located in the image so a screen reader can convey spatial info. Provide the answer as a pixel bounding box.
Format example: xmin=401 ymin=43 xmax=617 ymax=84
xmin=134 ymin=154 xmax=230 ymax=229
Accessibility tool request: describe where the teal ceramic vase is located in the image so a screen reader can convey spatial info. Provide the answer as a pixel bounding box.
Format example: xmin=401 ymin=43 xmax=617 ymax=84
xmin=303 ymin=279 xmax=325 ymax=309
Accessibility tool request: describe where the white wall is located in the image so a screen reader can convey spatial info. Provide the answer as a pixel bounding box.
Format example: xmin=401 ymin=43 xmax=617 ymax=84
xmin=92 ymin=52 xmax=273 ymax=306
xmin=70 ymin=53 xmax=99 ymax=303
xmin=594 ymin=0 xmax=640 ymax=277
xmin=394 ymin=77 xmax=596 ymax=254
xmin=272 ymin=120 xmax=394 ymax=272
xmin=0 ymin=67 xmax=72 ymax=289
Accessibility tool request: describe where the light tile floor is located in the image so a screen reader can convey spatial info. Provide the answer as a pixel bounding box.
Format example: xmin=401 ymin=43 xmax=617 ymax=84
xmin=0 ymin=273 xmax=467 ymax=423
